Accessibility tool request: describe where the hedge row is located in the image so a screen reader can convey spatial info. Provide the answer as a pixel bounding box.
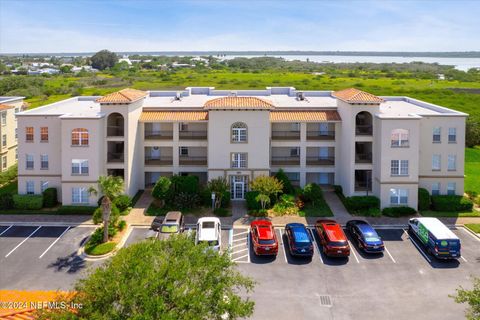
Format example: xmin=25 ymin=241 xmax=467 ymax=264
xmin=431 ymin=195 xmax=473 ymax=212
xmin=12 ymin=195 xmax=43 ymax=210
xmin=382 ymin=206 xmax=417 ymax=217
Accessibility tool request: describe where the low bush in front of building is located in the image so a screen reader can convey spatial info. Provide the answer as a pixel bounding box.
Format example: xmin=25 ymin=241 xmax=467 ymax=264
xmin=417 ymin=188 xmax=431 ymax=211
xmin=382 ymin=206 xmax=417 ymax=217
xmin=274 ymin=169 xmax=294 ymax=195
xmin=113 ymin=194 xmax=132 ymax=212
xmin=42 ymin=187 xmax=58 ymax=208
xmin=0 ymin=193 xmax=14 ymax=209
xmin=246 ymin=191 xmax=261 ymax=211
xmin=431 ymin=195 xmax=474 ymax=212
xmin=12 ymin=194 xmax=43 ymax=210
xmin=271 ymin=194 xmax=300 ymax=216
xmin=344 ymin=196 xmax=380 ymax=215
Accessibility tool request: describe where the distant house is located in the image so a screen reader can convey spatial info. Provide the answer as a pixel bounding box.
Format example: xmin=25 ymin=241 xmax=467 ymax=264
xmin=71 ymin=66 xmax=98 ymax=73
xmin=172 ymin=62 xmax=194 ymax=68
xmin=27 ymin=68 xmax=60 ymax=75
xmin=119 ymin=58 xmax=132 ymax=65
xmin=437 ymin=74 xmax=445 ymax=80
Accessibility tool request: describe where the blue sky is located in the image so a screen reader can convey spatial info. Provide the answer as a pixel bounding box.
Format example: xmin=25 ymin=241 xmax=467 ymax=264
xmin=0 ymin=0 xmax=479 ymax=53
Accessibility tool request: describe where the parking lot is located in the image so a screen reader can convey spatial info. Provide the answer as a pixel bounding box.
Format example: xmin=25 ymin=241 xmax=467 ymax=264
xmin=1 ymin=223 xmax=479 ymax=319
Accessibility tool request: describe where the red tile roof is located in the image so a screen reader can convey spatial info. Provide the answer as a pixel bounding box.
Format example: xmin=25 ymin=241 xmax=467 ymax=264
xmin=0 ymin=104 xmax=14 ymax=111
xmin=333 ymin=88 xmax=384 ymax=104
xmin=204 ymin=97 xmax=275 ymax=110
xmin=96 ymin=88 xmax=147 ymax=104
xmin=270 ymin=111 xmax=341 ymax=122
xmin=140 ymin=111 xmax=208 ymax=122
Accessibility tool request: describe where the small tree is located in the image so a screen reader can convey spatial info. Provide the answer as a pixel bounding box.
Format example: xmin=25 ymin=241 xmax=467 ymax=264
xmin=255 ymin=194 xmax=271 ymax=210
xmin=90 ymin=49 xmax=118 ymax=70
xmin=152 ymin=176 xmax=171 ymax=207
xmin=207 ymin=177 xmax=229 ymax=209
xmin=452 ymin=277 xmax=480 ymax=320
xmin=275 ymin=169 xmax=294 ymax=195
xmin=250 ymin=176 xmax=283 ymax=209
xmin=466 ymin=117 xmax=480 ymax=148
xmin=88 ymin=176 xmax=124 ymax=243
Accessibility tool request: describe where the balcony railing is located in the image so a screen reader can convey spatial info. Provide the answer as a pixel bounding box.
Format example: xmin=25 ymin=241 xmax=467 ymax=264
xmin=306 ymin=156 xmax=335 ymax=166
xmin=145 ymin=156 xmax=173 ymax=166
xmin=271 ymin=156 xmax=300 ymax=166
xmin=179 ymin=156 xmax=207 ymax=166
xmin=179 ymin=131 xmax=207 ymax=140
xmin=355 ymin=125 xmax=373 ymax=136
xmin=355 ymin=183 xmax=372 ymax=192
xmin=145 ymin=130 xmax=173 ymax=140
xmin=107 ymin=126 xmax=124 ymax=137
xmin=271 ymin=131 xmax=300 ymax=140
xmin=306 ymin=131 xmax=335 ymax=140
xmin=355 ymin=153 xmax=372 ymax=164
xmin=107 ymin=152 xmax=124 ymax=163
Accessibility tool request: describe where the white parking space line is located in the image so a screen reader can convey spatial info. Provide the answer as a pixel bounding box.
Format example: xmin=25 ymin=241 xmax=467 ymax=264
xmin=308 ymin=228 xmax=323 ymax=264
xmin=246 ymin=231 xmax=251 ymax=263
xmin=39 ymin=226 xmax=70 ymax=259
xmin=279 ymin=228 xmax=288 ymax=263
xmin=233 ymin=230 xmax=249 ymax=237
xmin=232 ymin=242 xmax=246 ymax=249
xmin=0 ymin=225 xmax=13 ymax=236
xmin=384 ymin=245 xmax=396 ymax=263
xmin=460 ymin=256 xmax=468 ymax=263
xmin=232 ymin=254 xmax=249 ymax=263
xmin=348 ymin=240 xmax=360 ymax=264
xmin=5 ymin=226 xmax=42 ymax=258
xmin=403 ymin=229 xmax=432 ymax=263
xmin=232 ymin=237 xmax=246 ymax=242
xmin=461 ymin=227 xmax=480 ymax=242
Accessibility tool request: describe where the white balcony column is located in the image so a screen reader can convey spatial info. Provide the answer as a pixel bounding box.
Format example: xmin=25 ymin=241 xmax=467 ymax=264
xmin=300 ymin=122 xmax=307 ymax=142
xmin=300 ymin=172 xmax=306 ymax=187
xmin=172 ymin=123 xmax=180 ymax=173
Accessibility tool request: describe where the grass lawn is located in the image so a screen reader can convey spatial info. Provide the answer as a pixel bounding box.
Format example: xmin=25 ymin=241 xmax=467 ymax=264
xmin=298 ymin=202 xmax=334 ymax=217
xmin=420 ymin=210 xmax=480 ymax=218
xmin=465 ymin=147 xmax=480 ymax=192
xmin=85 ymin=241 xmax=117 ymax=256
xmin=465 ymin=224 xmax=480 ymax=233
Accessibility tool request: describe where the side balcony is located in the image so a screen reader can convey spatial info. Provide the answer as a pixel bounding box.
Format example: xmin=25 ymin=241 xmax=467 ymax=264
xmin=306 ymin=123 xmax=335 ymax=141
xmin=306 ymin=147 xmax=335 ymax=166
xmin=271 ymin=123 xmax=300 ymax=140
xmin=271 ymin=147 xmax=300 ymax=166
xmin=144 ymin=123 xmax=173 ymax=140
xmin=145 ymin=147 xmax=173 ymax=166
xmin=179 ymin=147 xmax=207 ymax=166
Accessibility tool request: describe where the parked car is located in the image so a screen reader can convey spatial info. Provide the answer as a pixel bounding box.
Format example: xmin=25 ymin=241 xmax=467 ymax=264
xmin=195 ymin=217 xmax=222 ymax=251
xmin=250 ymin=219 xmax=278 ymax=256
xmin=151 ymin=216 xmax=163 ymax=231
xmin=408 ymin=217 xmax=461 ymax=260
xmin=315 ymin=219 xmax=350 ymax=257
xmin=285 ymin=223 xmax=314 ymax=257
xmin=157 ymin=211 xmax=185 ymax=240
xmin=346 ymin=220 xmax=384 ymax=253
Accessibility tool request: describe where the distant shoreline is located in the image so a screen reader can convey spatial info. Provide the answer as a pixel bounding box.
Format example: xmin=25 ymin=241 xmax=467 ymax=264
xmin=1 ymin=51 xmax=480 ymax=58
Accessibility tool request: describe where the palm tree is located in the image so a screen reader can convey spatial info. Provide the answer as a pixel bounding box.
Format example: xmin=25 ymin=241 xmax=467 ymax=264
xmin=89 ymin=175 xmax=124 ymax=243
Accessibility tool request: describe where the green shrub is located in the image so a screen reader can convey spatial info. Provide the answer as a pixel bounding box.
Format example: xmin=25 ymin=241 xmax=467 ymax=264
xmin=214 ymin=207 xmax=230 ymax=217
xmin=418 ymin=188 xmax=430 ymax=211
xmin=274 ymin=169 xmax=294 ymax=195
xmin=42 ymin=188 xmax=58 ymax=208
xmin=113 ymin=195 xmax=131 ymax=212
xmin=272 ymin=194 xmax=300 ymax=216
xmin=366 ymin=207 xmax=382 ymax=217
xmin=431 ymin=195 xmax=474 ymax=212
xmin=246 ymin=191 xmax=261 ymax=210
xmin=93 ymin=204 xmax=120 ymax=225
xmin=344 ymin=196 xmax=380 ymax=214
xmin=0 ymin=193 xmax=14 ymax=209
xmin=170 ymin=175 xmax=199 ymax=195
xmin=302 ymin=183 xmax=324 ymax=204
xmin=333 ymin=185 xmax=343 ymax=196
xmin=382 ymin=206 xmax=417 ymax=217
xmin=57 ymin=205 xmax=97 ymax=215
xmin=173 ymin=192 xmax=200 ymax=209
xmin=117 ymin=220 xmax=127 ymax=231
xmin=152 ymin=176 xmax=171 ymax=201
xmin=12 ymin=194 xmax=43 ymax=210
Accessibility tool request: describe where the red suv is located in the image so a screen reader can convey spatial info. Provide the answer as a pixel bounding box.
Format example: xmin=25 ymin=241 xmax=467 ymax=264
xmin=315 ymin=219 xmax=350 ymax=257
xmin=250 ymin=220 xmax=278 ymax=256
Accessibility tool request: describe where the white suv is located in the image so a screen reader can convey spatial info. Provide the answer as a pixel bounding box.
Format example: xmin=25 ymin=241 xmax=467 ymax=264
xmin=195 ymin=217 xmax=221 ymax=251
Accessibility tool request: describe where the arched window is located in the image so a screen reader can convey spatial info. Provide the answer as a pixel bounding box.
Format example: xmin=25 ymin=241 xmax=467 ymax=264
xmin=355 ymin=111 xmax=373 ymax=135
xmin=72 ymin=128 xmax=89 ymax=146
xmin=391 ymin=129 xmax=409 ymax=147
xmin=231 ymin=122 xmax=247 ymax=142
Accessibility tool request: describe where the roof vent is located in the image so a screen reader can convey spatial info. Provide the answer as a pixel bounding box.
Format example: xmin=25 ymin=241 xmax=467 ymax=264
xmin=296 ymin=91 xmax=305 ymax=101
xmin=229 ymin=91 xmax=237 ymax=97
xmin=174 ymin=92 xmax=182 ymax=101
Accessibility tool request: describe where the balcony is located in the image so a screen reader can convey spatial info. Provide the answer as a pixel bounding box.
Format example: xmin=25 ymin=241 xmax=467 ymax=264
xmin=355 ymin=111 xmax=373 ymax=136
xmin=107 ymin=152 xmax=124 ymax=163
xmin=179 ymin=131 xmax=207 ymax=140
xmin=107 ymin=113 xmax=124 ymax=137
xmin=355 ymin=125 xmax=373 ymax=136
xmin=144 ymin=130 xmax=173 ymax=140
xmin=355 ymin=141 xmax=372 ymax=164
xmin=107 ymin=141 xmax=124 ymax=163
xmin=179 ymin=156 xmax=207 ymax=166
xmin=145 ymin=156 xmax=173 ymax=166
xmin=306 ymin=156 xmax=335 ymax=166
xmin=306 ymin=131 xmax=335 ymax=140
xmin=355 ymin=170 xmax=372 ymax=192
xmin=271 ymin=156 xmax=300 ymax=166
xmin=107 ymin=126 xmax=124 ymax=137
xmin=271 ymin=131 xmax=300 ymax=140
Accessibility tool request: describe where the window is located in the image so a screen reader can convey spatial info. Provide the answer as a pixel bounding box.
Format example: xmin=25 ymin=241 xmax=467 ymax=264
xmin=40 ymin=127 xmax=48 ymax=142
xmin=180 ymin=123 xmax=188 ymax=131
xmin=71 ymin=128 xmax=89 ymax=146
xmin=179 ymin=147 xmax=188 ymax=156
xmin=26 ymin=181 xmax=35 ymax=195
xmin=431 ymin=183 xmax=440 ymax=196
xmin=40 ymin=154 xmax=48 ymax=170
xmin=432 ymin=127 xmax=441 ymax=143
xmin=231 ymin=153 xmax=247 ymax=168
xmin=448 ymin=128 xmax=456 ymax=143
xmin=391 ymin=129 xmax=409 ymax=147
xmin=1 ymin=112 xmax=6 ymax=125
xmin=391 ymin=160 xmax=408 ymax=176
xmin=448 ymin=155 xmax=456 ymax=171
xmin=285 ymin=172 xmax=300 ymax=182
xmin=25 ymin=127 xmax=34 ymax=142
xmin=291 ymin=123 xmax=300 ymax=132
xmin=2 ymin=156 xmax=6 ymax=169
xmin=447 ymin=182 xmax=456 ymax=195
xmin=231 ymin=122 xmax=247 ymax=143
xmin=290 ymin=147 xmax=300 ymax=157
xmin=2 ymin=134 xmax=6 ymax=147
xmin=41 ymin=181 xmax=49 ymax=193
xmin=390 ymin=188 xmax=408 ymax=205
xmin=72 ymin=187 xmax=89 ymax=204
xmin=26 ymin=154 xmax=34 ymax=170
xmin=71 ymin=159 xmax=89 ymax=175
xmin=432 ymin=154 xmax=441 ymax=171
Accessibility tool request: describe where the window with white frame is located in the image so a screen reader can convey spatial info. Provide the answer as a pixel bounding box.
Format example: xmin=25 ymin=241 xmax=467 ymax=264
xmin=390 ymin=188 xmax=408 ymax=205
xmin=432 ymin=127 xmax=441 ymax=143
xmin=1 ymin=112 xmax=6 ymax=126
xmin=26 ymin=181 xmax=34 ymax=195
xmin=447 ymin=155 xmax=456 ymax=171
xmin=40 ymin=127 xmax=49 ymax=142
xmin=290 ymin=147 xmax=300 ymax=157
xmin=41 ymin=181 xmax=49 ymax=192
xmin=447 ymin=182 xmax=456 ymax=195
xmin=391 ymin=129 xmax=409 ymax=147
xmin=2 ymin=156 xmax=6 ymax=169
xmin=432 ymin=154 xmax=441 ymax=171
xmin=179 ymin=146 xmax=188 ymax=156
xmin=231 ymin=122 xmax=247 ymax=142
xmin=231 ymin=153 xmax=247 ymax=168
xmin=391 ymin=160 xmax=409 ymax=176
xmin=448 ymin=128 xmax=456 ymax=143
xmin=431 ymin=183 xmax=440 ymax=196
xmin=40 ymin=154 xmax=48 ymax=170
xmin=2 ymin=134 xmax=6 ymax=147
xmin=71 ymin=159 xmax=89 ymax=175
xmin=26 ymin=154 xmax=34 ymax=170
xmin=72 ymin=187 xmax=89 ymax=204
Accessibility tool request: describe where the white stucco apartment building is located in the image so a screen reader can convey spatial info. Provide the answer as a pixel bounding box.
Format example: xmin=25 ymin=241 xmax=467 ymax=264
xmin=16 ymin=87 xmax=467 ymax=209
xmin=0 ymin=96 xmax=24 ymax=172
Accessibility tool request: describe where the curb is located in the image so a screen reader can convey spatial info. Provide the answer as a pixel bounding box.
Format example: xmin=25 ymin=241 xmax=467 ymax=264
xmin=81 ymin=225 xmax=134 ymax=261
xmin=462 ymin=225 xmax=480 ymax=240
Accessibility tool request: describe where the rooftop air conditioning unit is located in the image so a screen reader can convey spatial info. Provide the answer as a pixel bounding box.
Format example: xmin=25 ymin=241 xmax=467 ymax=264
xmin=296 ymin=91 xmax=305 ymax=101
xmin=174 ymin=92 xmax=182 ymax=100
xmin=229 ymin=91 xmax=237 ymax=97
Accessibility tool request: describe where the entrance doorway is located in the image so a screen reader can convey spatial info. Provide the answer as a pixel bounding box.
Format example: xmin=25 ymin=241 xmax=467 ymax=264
xmin=230 ymin=175 xmax=247 ymax=199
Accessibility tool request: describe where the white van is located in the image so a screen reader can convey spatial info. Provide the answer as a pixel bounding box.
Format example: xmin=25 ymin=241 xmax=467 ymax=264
xmin=195 ymin=217 xmax=222 ymax=251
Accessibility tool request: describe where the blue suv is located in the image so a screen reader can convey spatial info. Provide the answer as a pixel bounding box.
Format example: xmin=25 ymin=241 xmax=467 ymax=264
xmin=285 ymin=223 xmax=314 ymax=257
